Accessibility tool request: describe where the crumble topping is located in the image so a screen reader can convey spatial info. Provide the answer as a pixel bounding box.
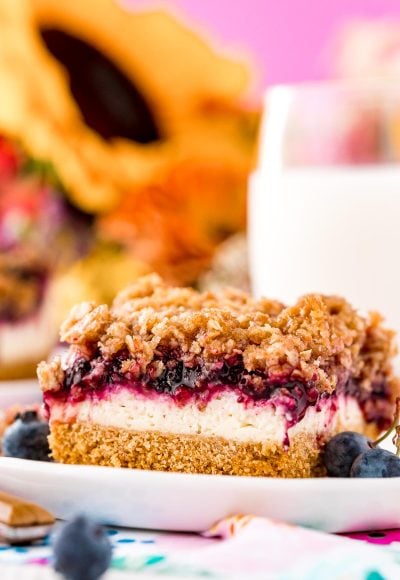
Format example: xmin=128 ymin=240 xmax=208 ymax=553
xmin=60 ymin=302 xmax=111 ymax=346
xmin=39 ymin=274 xmax=398 ymax=396
xmin=37 ymin=357 xmax=65 ymax=393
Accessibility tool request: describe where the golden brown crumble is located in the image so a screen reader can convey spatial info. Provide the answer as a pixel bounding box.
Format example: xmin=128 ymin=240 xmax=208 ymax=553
xmin=37 ymin=357 xmax=65 ymax=393
xmin=60 ymin=302 xmax=111 ymax=346
xmin=39 ymin=274 xmax=398 ymax=395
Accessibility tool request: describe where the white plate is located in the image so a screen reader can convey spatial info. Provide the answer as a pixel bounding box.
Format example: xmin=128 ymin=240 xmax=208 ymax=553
xmin=0 ymin=457 xmax=399 ymax=534
xmin=0 ymin=381 xmax=398 ymax=535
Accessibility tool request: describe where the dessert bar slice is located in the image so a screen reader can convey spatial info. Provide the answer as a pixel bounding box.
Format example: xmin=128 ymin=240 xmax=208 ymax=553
xmin=0 ymin=136 xmax=91 ymax=378
xmin=38 ymin=274 xmax=399 ymax=477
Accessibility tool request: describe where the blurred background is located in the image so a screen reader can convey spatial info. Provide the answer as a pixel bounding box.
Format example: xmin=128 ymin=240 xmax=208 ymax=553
xmin=2 ymin=0 xmax=400 ymax=381
xmin=125 ymin=0 xmax=400 ymax=83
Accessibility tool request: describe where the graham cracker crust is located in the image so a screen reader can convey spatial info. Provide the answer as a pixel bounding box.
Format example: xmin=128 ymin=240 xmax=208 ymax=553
xmin=49 ymin=421 xmax=375 ymax=478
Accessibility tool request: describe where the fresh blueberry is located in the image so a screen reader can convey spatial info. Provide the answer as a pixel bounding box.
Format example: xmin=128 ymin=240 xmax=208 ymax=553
xmin=323 ymin=431 xmax=372 ymax=477
xmin=350 ymin=448 xmax=400 ymax=478
xmin=53 ymin=514 xmax=112 ymax=580
xmin=2 ymin=410 xmax=51 ymax=461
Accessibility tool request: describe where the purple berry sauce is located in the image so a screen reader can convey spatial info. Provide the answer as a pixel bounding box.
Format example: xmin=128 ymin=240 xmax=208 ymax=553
xmin=43 ymin=349 xmax=394 ymax=433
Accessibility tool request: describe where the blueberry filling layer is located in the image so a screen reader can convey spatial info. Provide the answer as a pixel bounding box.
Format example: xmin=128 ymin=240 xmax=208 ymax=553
xmin=46 ymin=350 xmax=394 ymax=431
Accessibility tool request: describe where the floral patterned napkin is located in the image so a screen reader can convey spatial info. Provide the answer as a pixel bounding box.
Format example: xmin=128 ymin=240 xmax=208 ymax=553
xmin=1 ymin=515 xmax=400 ymax=579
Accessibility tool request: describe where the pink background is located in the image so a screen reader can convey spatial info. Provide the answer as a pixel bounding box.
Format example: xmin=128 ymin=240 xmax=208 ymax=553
xmin=127 ymin=0 xmax=400 ymax=84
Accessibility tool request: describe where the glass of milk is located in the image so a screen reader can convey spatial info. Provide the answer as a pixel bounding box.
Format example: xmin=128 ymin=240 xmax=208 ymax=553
xmin=249 ymin=80 xmax=400 ymax=332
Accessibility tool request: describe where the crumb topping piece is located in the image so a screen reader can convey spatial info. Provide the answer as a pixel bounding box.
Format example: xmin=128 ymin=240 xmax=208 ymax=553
xmin=37 ymin=357 xmax=65 ymax=393
xmin=39 ymin=274 xmax=397 ymax=395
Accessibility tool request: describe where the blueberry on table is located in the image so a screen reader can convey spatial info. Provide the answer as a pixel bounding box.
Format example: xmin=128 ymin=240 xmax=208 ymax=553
xmin=350 ymin=448 xmax=400 ymax=478
xmin=323 ymin=431 xmax=372 ymax=477
xmin=53 ymin=514 xmax=112 ymax=580
xmin=2 ymin=410 xmax=51 ymax=461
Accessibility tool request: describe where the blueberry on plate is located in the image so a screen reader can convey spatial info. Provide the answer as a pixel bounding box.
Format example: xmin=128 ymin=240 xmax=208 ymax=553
xmin=323 ymin=431 xmax=372 ymax=477
xmin=53 ymin=514 xmax=112 ymax=580
xmin=350 ymin=448 xmax=400 ymax=478
xmin=2 ymin=410 xmax=51 ymax=461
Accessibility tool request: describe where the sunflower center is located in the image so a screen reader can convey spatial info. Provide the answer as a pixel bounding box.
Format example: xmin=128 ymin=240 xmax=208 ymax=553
xmin=40 ymin=28 xmax=161 ymax=144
